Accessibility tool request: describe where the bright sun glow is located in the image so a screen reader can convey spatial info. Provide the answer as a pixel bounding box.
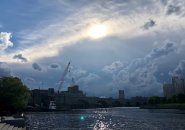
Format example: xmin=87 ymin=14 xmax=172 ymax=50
xmin=88 ymin=24 xmax=108 ymax=39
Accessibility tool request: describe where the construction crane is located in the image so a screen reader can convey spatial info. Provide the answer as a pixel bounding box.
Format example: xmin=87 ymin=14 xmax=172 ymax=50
xmin=58 ymin=61 xmax=70 ymax=92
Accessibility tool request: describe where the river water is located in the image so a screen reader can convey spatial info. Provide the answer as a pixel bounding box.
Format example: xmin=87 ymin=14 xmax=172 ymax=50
xmin=26 ymin=107 xmax=185 ymax=130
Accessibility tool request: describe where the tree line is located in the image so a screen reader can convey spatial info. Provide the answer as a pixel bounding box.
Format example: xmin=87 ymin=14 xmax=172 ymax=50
xmin=0 ymin=77 xmax=30 ymax=115
xmin=148 ymin=94 xmax=185 ymax=105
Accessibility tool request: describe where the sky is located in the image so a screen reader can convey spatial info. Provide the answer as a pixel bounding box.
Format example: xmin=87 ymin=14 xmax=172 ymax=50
xmin=0 ymin=0 xmax=185 ymax=98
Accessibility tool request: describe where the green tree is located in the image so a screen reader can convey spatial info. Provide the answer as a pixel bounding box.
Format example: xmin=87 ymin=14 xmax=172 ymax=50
xmin=148 ymin=96 xmax=161 ymax=105
xmin=177 ymin=94 xmax=185 ymax=103
xmin=0 ymin=77 xmax=30 ymax=113
xmin=172 ymin=95 xmax=177 ymax=103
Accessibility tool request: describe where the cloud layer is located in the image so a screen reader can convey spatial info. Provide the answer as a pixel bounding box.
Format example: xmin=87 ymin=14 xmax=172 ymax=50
xmin=102 ymin=41 xmax=177 ymax=97
xmin=1 ymin=0 xmax=185 ymax=97
xmin=1 ymin=0 xmax=185 ymax=63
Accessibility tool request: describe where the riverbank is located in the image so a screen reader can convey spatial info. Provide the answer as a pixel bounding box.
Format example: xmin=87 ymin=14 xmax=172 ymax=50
xmin=140 ymin=104 xmax=185 ymax=109
xmin=0 ymin=116 xmax=26 ymax=130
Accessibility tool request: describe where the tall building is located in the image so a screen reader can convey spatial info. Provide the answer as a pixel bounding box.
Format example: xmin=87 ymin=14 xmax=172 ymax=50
xmin=172 ymin=77 xmax=185 ymax=95
xmin=163 ymin=76 xmax=185 ymax=98
xmin=163 ymin=84 xmax=174 ymax=98
xmin=119 ymin=90 xmax=125 ymax=100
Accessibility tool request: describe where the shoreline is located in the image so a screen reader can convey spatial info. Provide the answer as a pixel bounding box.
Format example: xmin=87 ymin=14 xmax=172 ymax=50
xmin=0 ymin=116 xmax=26 ymax=130
xmin=140 ymin=104 xmax=185 ymax=110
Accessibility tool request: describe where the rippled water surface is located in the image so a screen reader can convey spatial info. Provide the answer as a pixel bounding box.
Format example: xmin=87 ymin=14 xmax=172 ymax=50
xmin=26 ymin=107 xmax=185 ymax=130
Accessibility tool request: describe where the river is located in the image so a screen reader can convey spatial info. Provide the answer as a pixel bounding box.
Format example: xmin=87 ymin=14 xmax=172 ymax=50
xmin=26 ymin=107 xmax=185 ymax=130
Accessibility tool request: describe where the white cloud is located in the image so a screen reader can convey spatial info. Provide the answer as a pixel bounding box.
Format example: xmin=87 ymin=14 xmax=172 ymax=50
xmin=102 ymin=61 xmax=124 ymax=74
xmin=0 ymin=32 xmax=13 ymax=51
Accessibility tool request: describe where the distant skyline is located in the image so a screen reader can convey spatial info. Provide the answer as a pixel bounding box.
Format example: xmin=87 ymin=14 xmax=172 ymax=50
xmin=0 ymin=0 xmax=185 ymax=98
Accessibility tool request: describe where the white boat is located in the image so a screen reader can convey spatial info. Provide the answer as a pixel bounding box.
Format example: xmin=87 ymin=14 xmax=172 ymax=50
xmin=49 ymin=101 xmax=56 ymax=110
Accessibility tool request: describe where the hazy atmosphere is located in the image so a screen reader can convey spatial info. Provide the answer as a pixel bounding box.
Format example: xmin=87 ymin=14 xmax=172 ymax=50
xmin=1 ymin=0 xmax=185 ymax=98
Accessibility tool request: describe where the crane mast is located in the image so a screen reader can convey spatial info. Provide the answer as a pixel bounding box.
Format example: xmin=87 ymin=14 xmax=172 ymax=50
xmin=58 ymin=61 xmax=70 ymax=92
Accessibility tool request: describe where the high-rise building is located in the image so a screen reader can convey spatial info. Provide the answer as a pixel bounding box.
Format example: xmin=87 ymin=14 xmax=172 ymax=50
xmin=172 ymin=77 xmax=185 ymax=95
xmin=163 ymin=84 xmax=174 ymax=98
xmin=119 ymin=90 xmax=125 ymax=100
xmin=163 ymin=76 xmax=185 ymax=98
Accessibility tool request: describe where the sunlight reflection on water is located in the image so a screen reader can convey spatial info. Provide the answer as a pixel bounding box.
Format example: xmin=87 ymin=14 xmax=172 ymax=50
xmin=26 ymin=108 xmax=185 ymax=130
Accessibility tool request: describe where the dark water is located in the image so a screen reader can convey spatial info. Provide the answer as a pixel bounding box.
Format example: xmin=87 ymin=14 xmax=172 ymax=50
xmin=26 ymin=107 xmax=185 ymax=130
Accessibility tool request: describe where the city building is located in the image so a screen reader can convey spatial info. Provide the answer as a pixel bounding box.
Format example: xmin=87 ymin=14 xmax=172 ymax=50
xmin=29 ymin=85 xmax=125 ymax=110
xmin=129 ymin=96 xmax=148 ymax=106
xmin=163 ymin=84 xmax=174 ymax=98
xmin=163 ymin=76 xmax=185 ymax=98
xmin=28 ymin=88 xmax=55 ymax=109
xmin=172 ymin=77 xmax=185 ymax=95
xmin=119 ymin=90 xmax=125 ymax=100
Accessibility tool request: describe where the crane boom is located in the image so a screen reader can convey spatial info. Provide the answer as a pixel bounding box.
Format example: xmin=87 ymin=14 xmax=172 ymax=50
xmin=58 ymin=61 xmax=70 ymax=92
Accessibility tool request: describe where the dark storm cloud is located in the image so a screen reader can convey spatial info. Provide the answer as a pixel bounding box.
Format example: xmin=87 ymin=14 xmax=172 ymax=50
xmin=0 ymin=62 xmax=11 ymax=77
xmin=143 ymin=19 xmax=156 ymax=30
xmin=32 ymin=63 xmax=42 ymax=71
xmin=49 ymin=63 xmax=60 ymax=69
xmin=166 ymin=5 xmax=182 ymax=15
xmin=13 ymin=54 xmax=28 ymax=62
